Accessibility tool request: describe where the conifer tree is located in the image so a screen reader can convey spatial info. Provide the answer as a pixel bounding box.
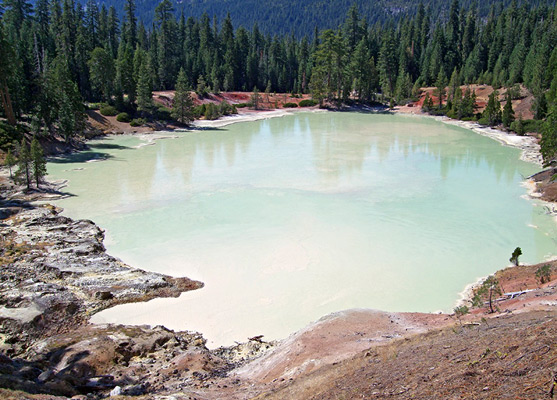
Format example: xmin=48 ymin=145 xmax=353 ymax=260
xmin=88 ymin=47 xmax=115 ymax=102
xmin=434 ymin=70 xmax=447 ymax=109
xmin=502 ymin=91 xmax=515 ymax=128
xmin=540 ymin=103 xmax=557 ymax=167
xmin=136 ymin=61 xmax=153 ymax=115
xmin=422 ymin=92 xmax=434 ymax=112
xmin=0 ymin=26 xmax=17 ymax=125
xmin=15 ymin=138 xmax=31 ymax=190
xmin=483 ymin=91 xmax=502 ymax=126
xmin=251 ymin=86 xmax=262 ymax=110
xmin=30 ymin=137 xmax=47 ymax=188
xmin=171 ymin=67 xmax=194 ymax=124
xmin=4 ymin=149 xmax=16 ymax=179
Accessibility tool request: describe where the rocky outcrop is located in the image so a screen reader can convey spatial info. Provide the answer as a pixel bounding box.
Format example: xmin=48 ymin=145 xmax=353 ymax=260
xmin=0 ymin=204 xmax=203 ymax=354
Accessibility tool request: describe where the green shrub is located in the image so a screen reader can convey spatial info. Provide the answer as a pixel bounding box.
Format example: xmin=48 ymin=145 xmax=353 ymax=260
xmin=0 ymin=122 xmax=22 ymax=151
xmin=100 ymin=105 xmax=118 ymax=116
xmin=156 ymin=106 xmax=172 ymax=121
xmin=193 ymin=104 xmax=206 ymax=118
xmin=283 ymin=102 xmax=299 ymax=108
xmin=236 ymin=103 xmax=249 ymax=108
xmin=116 ymin=112 xmax=131 ymax=123
xmin=204 ymin=103 xmax=219 ymax=120
xmin=477 ymin=116 xmax=489 ymax=126
xmin=129 ymin=118 xmax=146 ymax=127
xmin=299 ymin=99 xmax=318 ymax=107
xmin=535 ymin=264 xmax=552 ymax=284
xmin=219 ymin=101 xmax=235 ymax=116
xmin=87 ymin=102 xmax=102 ymax=110
xmin=522 ymin=119 xmax=542 ymax=133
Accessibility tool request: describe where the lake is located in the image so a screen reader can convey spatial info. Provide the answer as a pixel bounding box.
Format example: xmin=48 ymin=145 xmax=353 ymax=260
xmin=47 ymin=112 xmax=557 ymax=347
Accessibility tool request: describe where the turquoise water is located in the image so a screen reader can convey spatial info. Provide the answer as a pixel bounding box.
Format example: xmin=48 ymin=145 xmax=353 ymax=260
xmin=47 ymin=112 xmax=557 ymax=347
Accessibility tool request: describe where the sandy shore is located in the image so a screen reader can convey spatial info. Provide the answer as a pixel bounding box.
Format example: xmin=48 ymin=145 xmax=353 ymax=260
xmin=191 ymin=108 xmax=326 ymax=129
xmin=392 ymin=108 xmax=543 ymax=165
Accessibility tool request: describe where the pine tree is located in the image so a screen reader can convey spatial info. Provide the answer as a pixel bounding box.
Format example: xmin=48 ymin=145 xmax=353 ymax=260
xmin=171 ymin=68 xmax=194 ymax=124
xmin=30 ymin=137 xmax=47 ymax=188
xmin=422 ymin=92 xmax=434 ymax=112
xmin=4 ymin=149 xmax=16 ymax=179
xmin=540 ymin=103 xmax=557 ymax=167
xmin=502 ymin=91 xmax=515 ymax=128
xmin=15 ymin=138 xmax=31 ymax=190
xmin=136 ymin=61 xmax=153 ymax=115
xmin=88 ymin=47 xmax=115 ymax=102
xmin=483 ymin=90 xmax=502 ymax=126
xmin=251 ymin=86 xmax=262 ymax=110
xmin=434 ymin=69 xmax=448 ymax=109
xmin=0 ymin=26 xmax=17 ymax=125
xmin=52 ymin=57 xmax=85 ymax=142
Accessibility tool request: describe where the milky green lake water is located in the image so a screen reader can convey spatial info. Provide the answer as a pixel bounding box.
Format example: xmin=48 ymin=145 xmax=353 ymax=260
xmin=47 ymin=112 xmax=557 ymax=347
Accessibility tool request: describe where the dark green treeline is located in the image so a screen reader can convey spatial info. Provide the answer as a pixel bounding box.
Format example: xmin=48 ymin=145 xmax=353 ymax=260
xmin=1 ymin=0 xmax=557 ymax=132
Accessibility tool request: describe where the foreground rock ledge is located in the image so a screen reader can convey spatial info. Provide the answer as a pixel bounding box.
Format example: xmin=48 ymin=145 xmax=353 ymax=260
xmin=0 ymin=204 xmax=203 ymax=350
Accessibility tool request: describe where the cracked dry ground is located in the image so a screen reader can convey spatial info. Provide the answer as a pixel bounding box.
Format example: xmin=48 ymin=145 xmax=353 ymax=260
xmin=256 ymin=310 xmax=556 ymax=400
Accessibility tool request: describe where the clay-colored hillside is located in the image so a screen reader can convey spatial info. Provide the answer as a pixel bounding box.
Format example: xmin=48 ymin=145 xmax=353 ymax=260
xmin=403 ymin=84 xmax=536 ymax=120
xmin=256 ymin=309 xmax=556 ymax=400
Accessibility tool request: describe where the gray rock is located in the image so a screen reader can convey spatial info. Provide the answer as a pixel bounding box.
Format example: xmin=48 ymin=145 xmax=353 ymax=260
xmin=109 ymin=385 xmax=122 ymax=396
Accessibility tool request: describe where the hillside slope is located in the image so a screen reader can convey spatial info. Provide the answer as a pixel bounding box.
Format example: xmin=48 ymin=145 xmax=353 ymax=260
xmin=82 ymin=0 xmax=554 ymax=36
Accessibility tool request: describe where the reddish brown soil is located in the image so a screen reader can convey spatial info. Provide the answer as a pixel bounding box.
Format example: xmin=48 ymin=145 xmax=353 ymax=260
xmin=255 ymin=309 xmax=556 ymax=400
xmin=402 ymin=84 xmax=535 ymax=120
xmin=154 ymin=90 xmax=314 ymax=110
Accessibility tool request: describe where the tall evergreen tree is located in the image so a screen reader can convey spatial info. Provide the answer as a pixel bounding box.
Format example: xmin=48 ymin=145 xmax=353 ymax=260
xmin=136 ymin=61 xmax=153 ymax=114
xmin=88 ymin=46 xmax=115 ymax=101
xmin=30 ymin=137 xmax=47 ymax=188
xmin=540 ymin=103 xmax=557 ymax=166
xmin=0 ymin=24 xmax=17 ymax=125
xmin=502 ymin=91 xmax=515 ymax=128
xmin=123 ymin=0 xmax=137 ymax=47
xmin=171 ymin=67 xmax=194 ymax=124
xmin=4 ymin=149 xmax=16 ymax=179
xmin=15 ymin=138 xmax=31 ymax=190
xmin=483 ymin=90 xmax=502 ymax=126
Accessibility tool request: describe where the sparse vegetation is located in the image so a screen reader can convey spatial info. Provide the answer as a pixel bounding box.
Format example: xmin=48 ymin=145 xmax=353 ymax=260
xmin=472 ymin=275 xmax=502 ymax=313
xmin=453 ymin=305 xmax=469 ymax=325
xmin=535 ymin=264 xmax=552 ymax=284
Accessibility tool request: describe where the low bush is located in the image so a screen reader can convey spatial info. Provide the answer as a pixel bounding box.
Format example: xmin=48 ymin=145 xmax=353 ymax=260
xmin=129 ymin=118 xmax=146 ymax=127
xmin=116 ymin=112 xmax=131 ymax=123
xmin=283 ymin=102 xmax=299 ymax=108
xmin=236 ymin=103 xmax=249 ymax=108
xmin=477 ymin=116 xmax=490 ymax=126
xmin=87 ymin=102 xmax=102 ymax=110
xmin=0 ymin=122 xmax=22 ymax=151
xmin=299 ymin=99 xmax=318 ymax=107
xmin=99 ymin=105 xmax=118 ymax=116
xmin=522 ymin=119 xmax=542 ymax=133
xmin=156 ymin=106 xmax=173 ymax=121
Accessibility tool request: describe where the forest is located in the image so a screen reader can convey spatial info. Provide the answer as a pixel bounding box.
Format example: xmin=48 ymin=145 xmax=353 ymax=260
xmin=66 ymin=0 xmax=556 ymax=37
xmin=0 ymin=0 xmax=556 ymax=166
